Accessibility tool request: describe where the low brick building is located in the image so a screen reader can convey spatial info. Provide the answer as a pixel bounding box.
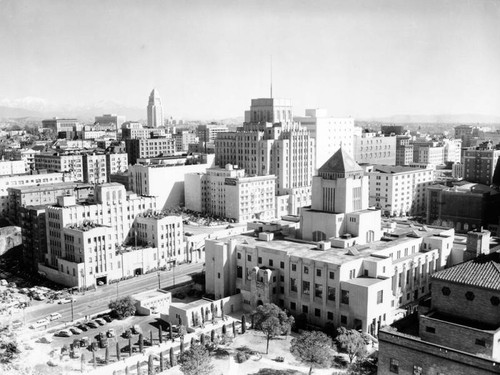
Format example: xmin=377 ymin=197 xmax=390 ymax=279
xmin=378 ymin=233 xmax=500 ymax=374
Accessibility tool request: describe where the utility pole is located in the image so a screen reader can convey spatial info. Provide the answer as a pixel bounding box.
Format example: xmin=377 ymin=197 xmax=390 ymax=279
xmin=116 ymin=280 xmax=119 ymax=299
xmin=71 ymin=298 xmax=74 ymax=322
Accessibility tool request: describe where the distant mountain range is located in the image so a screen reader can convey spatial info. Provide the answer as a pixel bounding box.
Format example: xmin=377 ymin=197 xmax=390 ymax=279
xmin=0 ymin=99 xmax=499 ymax=125
xmin=359 ymin=114 xmax=500 ymax=125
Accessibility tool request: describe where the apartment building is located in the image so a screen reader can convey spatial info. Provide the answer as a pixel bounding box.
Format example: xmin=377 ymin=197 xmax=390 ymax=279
xmin=7 ymin=182 xmax=93 ymax=224
xmin=128 ymin=154 xmax=215 ymax=210
xmin=366 ymin=165 xmax=435 ymax=217
xmin=43 ymin=183 xmax=156 ymax=268
xmin=0 ymin=160 xmax=26 ymax=176
xmin=353 ymin=132 xmax=397 ymax=166
xmin=125 ymin=137 xmax=176 ymax=165
xmin=19 ymin=205 xmax=47 ymax=272
xmin=3 ymin=148 xmax=40 ymax=172
xmin=0 ymin=172 xmax=72 ymax=217
xmin=463 ymin=143 xmax=500 ymax=186
xmin=185 ymin=164 xmax=276 ymax=223
xmin=395 ymin=135 xmax=414 ymax=166
xmin=426 ymin=182 xmax=500 ymax=234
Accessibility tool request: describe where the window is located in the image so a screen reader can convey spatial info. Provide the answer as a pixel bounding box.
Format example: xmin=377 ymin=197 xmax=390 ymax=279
xmin=236 ymin=266 xmax=242 ymax=278
xmin=302 ymin=281 xmax=310 ymax=295
xmin=217 ymin=273 xmax=220 ymax=279
xmin=316 ymin=269 xmax=321 ymax=277
xmin=425 ymin=326 xmax=435 ymax=333
xmin=475 ymin=339 xmax=486 ymax=347
xmin=315 ymin=284 xmax=323 ymax=298
xmin=290 ymin=302 xmax=296 ymax=310
xmin=258 ymin=257 xmax=262 ymax=264
xmin=247 ymin=255 xmax=252 ymax=262
xmin=389 ymin=358 xmax=399 ymax=374
xmin=291 ymin=264 xmax=296 ymax=272
xmin=327 ymin=311 xmax=334 ymax=320
xmin=329 ymin=271 xmax=335 ymax=279
xmin=377 ymin=290 xmax=383 ymax=304
xmin=341 ymin=290 xmax=349 ymax=305
xmin=302 ymin=305 xmax=308 ymax=313
xmin=237 ymin=252 xmax=241 ymax=259
xmin=328 ymin=287 xmax=336 ymax=301
xmin=465 ymin=291 xmax=475 ymax=301
xmin=269 ymin=259 xmax=273 ymax=267
xmin=491 ymin=296 xmax=500 ymax=306
xmin=340 ymin=315 xmax=347 ymax=324
xmin=304 ymin=266 xmax=309 ymax=274
xmin=315 ymin=308 xmax=321 ymax=317
xmin=280 ymin=261 xmax=284 ymax=269
xmin=441 ymin=287 xmax=451 ymax=296
xmin=290 ymin=278 xmax=297 ymax=292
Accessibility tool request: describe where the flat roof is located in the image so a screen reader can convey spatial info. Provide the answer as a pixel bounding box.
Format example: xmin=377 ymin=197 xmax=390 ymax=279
xmin=133 ymin=289 xmax=170 ymax=301
xmin=210 ymin=222 xmax=451 ymax=265
xmin=345 ymin=277 xmax=387 ymax=287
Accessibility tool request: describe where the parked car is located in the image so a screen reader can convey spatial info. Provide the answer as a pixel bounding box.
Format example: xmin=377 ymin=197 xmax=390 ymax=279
xmin=70 ymin=327 xmax=82 ymax=335
xmin=131 ymin=324 xmax=141 ymax=334
xmin=11 ymin=320 xmax=22 ymax=330
xmin=86 ymin=321 xmax=99 ymax=329
xmin=34 ymin=294 xmax=45 ymax=301
xmin=56 ymin=330 xmax=72 ymax=337
xmin=30 ymin=318 xmax=49 ymax=329
xmin=102 ymin=315 xmax=113 ymax=323
xmin=49 ymin=312 xmax=62 ymax=321
xmin=106 ymin=329 xmax=116 ymax=338
xmin=95 ymin=318 xmax=106 ymax=325
xmin=0 ymin=279 xmax=7 ymax=286
xmin=8 ymin=282 xmax=17 ymax=288
xmin=76 ymin=323 xmax=88 ymax=332
xmin=58 ymin=298 xmax=73 ymax=304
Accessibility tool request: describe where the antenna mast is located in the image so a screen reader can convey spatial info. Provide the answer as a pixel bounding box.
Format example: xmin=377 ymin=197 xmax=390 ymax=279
xmin=270 ymin=55 xmax=273 ymax=99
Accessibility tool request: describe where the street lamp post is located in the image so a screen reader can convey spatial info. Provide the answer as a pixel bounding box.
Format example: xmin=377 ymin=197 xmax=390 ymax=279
xmin=157 ymin=271 xmax=161 ymax=289
xmin=71 ymin=298 xmax=74 ymax=322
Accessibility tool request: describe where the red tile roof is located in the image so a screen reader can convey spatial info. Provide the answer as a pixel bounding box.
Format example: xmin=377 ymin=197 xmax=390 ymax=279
xmin=431 ymin=251 xmax=500 ymax=290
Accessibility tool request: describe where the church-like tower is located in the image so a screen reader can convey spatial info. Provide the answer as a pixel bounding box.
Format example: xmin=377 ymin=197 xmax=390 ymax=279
xmin=147 ymin=89 xmax=164 ymax=128
xmin=300 ymin=147 xmax=382 ymax=246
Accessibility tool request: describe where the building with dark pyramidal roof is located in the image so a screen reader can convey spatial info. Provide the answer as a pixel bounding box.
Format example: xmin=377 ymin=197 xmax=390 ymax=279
xmin=300 ymin=147 xmax=382 ymax=245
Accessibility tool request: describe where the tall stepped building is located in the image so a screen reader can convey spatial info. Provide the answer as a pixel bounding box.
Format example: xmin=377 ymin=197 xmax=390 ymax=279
xmin=215 ymin=98 xmax=314 ymax=217
xmin=147 ymin=88 xmax=164 ymax=128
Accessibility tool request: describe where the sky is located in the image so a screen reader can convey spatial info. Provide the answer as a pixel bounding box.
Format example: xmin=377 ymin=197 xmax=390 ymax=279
xmin=0 ymin=0 xmax=499 ymax=120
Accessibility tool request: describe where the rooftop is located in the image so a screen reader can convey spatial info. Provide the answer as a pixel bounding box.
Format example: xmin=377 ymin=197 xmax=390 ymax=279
xmin=211 ymin=223 xmax=449 ymax=265
xmin=318 ymin=147 xmax=362 ymax=176
xmin=371 ymin=165 xmax=431 ymax=174
xmin=431 ymin=250 xmax=500 ymax=291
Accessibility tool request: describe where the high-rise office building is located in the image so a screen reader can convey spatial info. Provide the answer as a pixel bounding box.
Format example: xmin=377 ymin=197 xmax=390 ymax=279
xmin=147 ymin=89 xmax=164 ymax=128
xmin=463 ymin=143 xmax=500 ymax=186
xmin=295 ymin=109 xmax=355 ymax=172
xmin=215 ymin=98 xmax=314 ymax=217
xmin=95 ymin=114 xmax=126 ymax=134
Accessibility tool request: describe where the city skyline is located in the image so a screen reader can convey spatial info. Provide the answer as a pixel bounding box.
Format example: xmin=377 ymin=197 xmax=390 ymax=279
xmin=0 ymin=0 xmax=499 ymax=120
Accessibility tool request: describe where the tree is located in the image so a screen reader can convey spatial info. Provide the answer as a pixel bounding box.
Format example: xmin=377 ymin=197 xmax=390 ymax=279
xmin=241 ymin=315 xmax=246 ymax=333
xmin=139 ymin=333 xmax=144 ymax=352
xmin=108 ymin=296 xmax=136 ymax=319
xmin=148 ymin=354 xmax=154 ymax=375
xmin=159 ymin=326 xmax=163 ymax=344
xmin=116 ymin=342 xmax=121 ymax=361
xmin=105 ymin=346 xmax=110 ymax=364
xmin=160 ymin=352 xmax=164 ymax=372
xmin=252 ymin=303 xmax=295 ymax=354
xmin=290 ymin=331 xmax=335 ymax=375
xmin=178 ymin=325 xmax=187 ymax=340
xmin=179 ymin=344 xmax=214 ymax=375
xmin=169 ymin=347 xmax=175 ymax=367
xmin=335 ymin=327 xmax=368 ymax=364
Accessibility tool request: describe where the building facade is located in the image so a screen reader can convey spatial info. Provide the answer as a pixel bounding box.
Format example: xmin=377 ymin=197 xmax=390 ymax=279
xmin=395 ymin=136 xmax=414 ymax=166
xmin=353 ymin=132 xmax=397 ymax=166
xmin=215 ymin=98 xmax=314 ymax=217
xmin=125 ymin=137 xmax=176 ymax=165
xmin=295 ymin=109 xmax=354 ymax=172
xmin=95 ymin=114 xmax=126 ymax=133
xmin=0 ymin=160 xmax=26 ymax=176
xmin=366 ymin=165 xmax=435 ymax=217
xmin=185 ymin=164 xmax=276 ymax=223
xmin=463 ymin=144 xmax=500 ymax=186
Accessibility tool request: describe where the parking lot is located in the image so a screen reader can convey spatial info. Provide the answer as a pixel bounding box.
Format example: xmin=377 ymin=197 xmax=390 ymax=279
xmin=47 ymin=313 xmax=171 ymax=358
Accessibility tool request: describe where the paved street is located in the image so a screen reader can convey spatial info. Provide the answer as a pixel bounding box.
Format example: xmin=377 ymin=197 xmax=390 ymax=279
xmin=16 ymin=262 xmax=204 ymax=327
